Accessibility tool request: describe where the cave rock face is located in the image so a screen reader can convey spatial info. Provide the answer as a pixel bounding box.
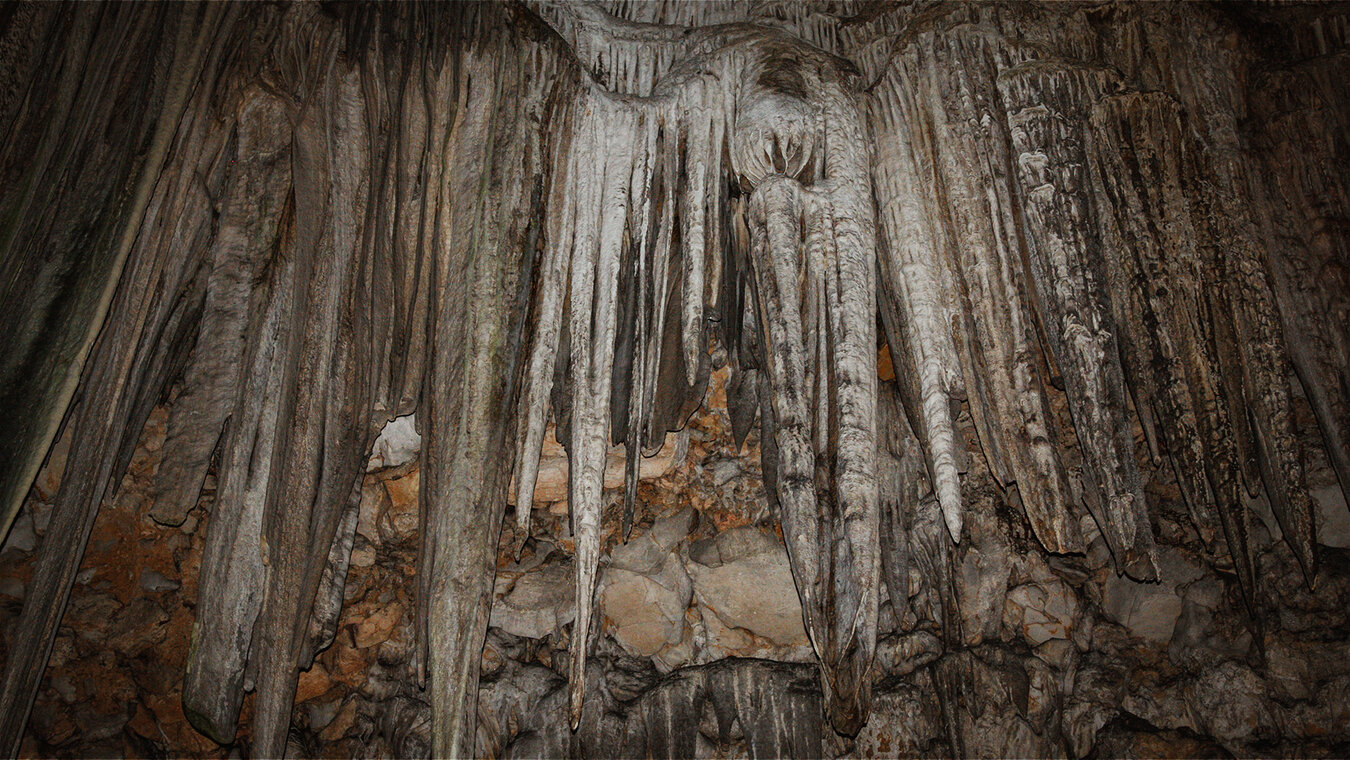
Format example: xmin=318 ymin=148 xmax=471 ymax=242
xmin=1 ymin=1 xmax=1349 ymax=758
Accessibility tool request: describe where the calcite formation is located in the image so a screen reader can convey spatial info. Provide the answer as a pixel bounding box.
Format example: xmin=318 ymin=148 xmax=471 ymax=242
xmin=0 ymin=1 xmax=1348 ymax=758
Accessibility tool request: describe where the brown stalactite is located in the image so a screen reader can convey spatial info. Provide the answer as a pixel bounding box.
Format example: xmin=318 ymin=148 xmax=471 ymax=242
xmin=999 ymin=60 xmax=1160 ymax=581
xmin=422 ymin=12 xmax=556 ymax=756
xmin=1087 ymin=91 xmax=1259 ymax=608
xmin=1246 ymin=8 xmax=1350 ymax=517
xmin=0 ymin=5 xmax=236 ymax=752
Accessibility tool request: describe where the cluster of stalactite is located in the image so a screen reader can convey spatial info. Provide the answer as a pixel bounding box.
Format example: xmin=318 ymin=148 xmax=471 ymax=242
xmin=0 ymin=1 xmax=1346 ymax=757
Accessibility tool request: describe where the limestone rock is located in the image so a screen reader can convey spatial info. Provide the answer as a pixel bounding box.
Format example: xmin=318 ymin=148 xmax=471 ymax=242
xmin=961 ymin=547 xmax=1013 ymax=646
xmin=1168 ymin=598 xmax=1253 ymax=672
xmin=710 ymin=459 xmax=741 ymax=487
xmin=320 ymin=698 xmax=359 ymax=742
xmin=367 ymin=415 xmax=421 ymax=471
xmin=73 ymin=702 xmax=135 ymax=743
xmin=349 ymin=541 xmax=376 ymax=568
xmin=687 ymin=527 xmax=807 ymax=647
xmin=30 ymin=429 xmax=71 ymax=503
xmin=489 ymin=561 xmax=576 ymax=640
xmin=1264 ymin=637 xmax=1316 ymax=701
xmin=599 ymin=556 xmax=691 ymax=657
xmin=696 ymin=601 xmax=755 ymax=660
xmin=962 ymin=652 xmax=1060 ymax=758
xmin=1099 ymin=574 xmax=1183 ymax=644
xmin=648 ymin=507 xmax=695 ymax=552
xmin=608 ymin=536 xmax=666 ymax=576
xmin=598 ymin=511 xmax=697 ymax=658
xmin=608 ymin=508 xmax=696 ymax=576
xmin=306 ymin=697 xmax=342 ymax=731
xmin=138 ymin=568 xmax=179 ymax=593
xmin=1154 ymin=547 xmax=1207 ymax=588
xmin=852 ymin=683 xmax=941 ymax=757
xmin=1 ymin=511 xmax=35 ymax=554
xmin=529 ymin=455 xmax=571 ymax=504
xmin=688 ymin=525 xmax=776 ymax=567
xmin=1184 ymin=662 xmax=1278 ymax=749
xmin=1003 ymin=579 xmax=1079 ymax=647
xmin=518 ymin=436 xmax=679 ymax=504
xmin=1313 ymin=485 xmax=1350 ymax=548
xmin=357 ymin=479 xmax=388 ymax=545
xmin=652 ymin=629 xmax=693 ymax=672
xmin=107 ymin=598 xmax=169 ymax=658
xmin=352 ymin=602 xmax=405 ymax=649
xmin=876 ymin=630 xmax=942 ymax=677
xmin=0 ymin=578 xmax=23 ymax=601
xmin=295 ymin=664 xmax=333 ymax=703
xmin=380 ymin=468 xmax=420 ymax=543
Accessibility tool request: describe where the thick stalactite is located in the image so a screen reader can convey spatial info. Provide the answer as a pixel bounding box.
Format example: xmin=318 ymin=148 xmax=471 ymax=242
xmin=0 ymin=1 xmax=1348 ymax=757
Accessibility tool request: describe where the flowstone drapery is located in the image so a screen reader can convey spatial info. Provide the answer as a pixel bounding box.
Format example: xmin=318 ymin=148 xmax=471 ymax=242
xmin=1 ymin=1 xmax=1347 ymax=757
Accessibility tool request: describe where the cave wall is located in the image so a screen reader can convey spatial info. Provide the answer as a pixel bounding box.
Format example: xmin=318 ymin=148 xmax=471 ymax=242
xmin=4 ymin=366 xmax=1349 ymax=757
xmin=0 ymin=1 xmax=1348 ymax=757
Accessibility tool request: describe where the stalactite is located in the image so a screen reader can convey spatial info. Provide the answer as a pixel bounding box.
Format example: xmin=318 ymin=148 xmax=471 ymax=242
xmin=877 ymin=27 xmax=1086 ymax=557
xmin=1086 ymin=91 xmax=1257 ymax=606
xmin=421 ymin=12 xmax=557 ymax=755
xmin=149 ymin=85 xmax=294 ymax=529
xmin=1084 ymin=2 xmax=1326 ymax=586
xmin=0 ymin=6 xmax=236 ymax=751
xmin=249 ymin=58 xmax=381 ymax=759
xmin=999 ymin=60 xmax=1159 ymax=580
xmin=303 ymin=479 xmax=362 ymax=667
xmin=869 ymin=65 xmax=966 ymax=545
xmin=512 ymin=79 xmax=580 ymax=547
xmin=561 ymin=90 xmax=635 ymax=729
xmin=1246 ymin=8 xmax=1350 ymax=514
xmin=180 ymin=12 xmax=384 ymax=751
xmin=877 ymin=378 xmax=925 ymax=628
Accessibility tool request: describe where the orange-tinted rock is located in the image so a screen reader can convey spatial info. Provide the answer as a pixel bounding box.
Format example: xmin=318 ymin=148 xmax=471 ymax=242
xmin=357 ymin=478 xmax=389 ymax=545
xmin=514 ymin=425 xmax=679 ymax=505
xmin=31 ymin=426 xmax=72 ymax=503
xmin=29 ymin=700 xmax=76 ymax=746
xmin=107 ymin=598 xmax=169 ymax=658
xmin=351 ymin=602 xmax=405 ymax=649
xmin=326 ymin=630 xmax=372 ymax=687
xmin=296 ymin=664 xmax=333 ymax=703
xmin=381 ymin=468 xmax=420 ymax=541
xmin=319 ymin=698 xmax=358 ymax=742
